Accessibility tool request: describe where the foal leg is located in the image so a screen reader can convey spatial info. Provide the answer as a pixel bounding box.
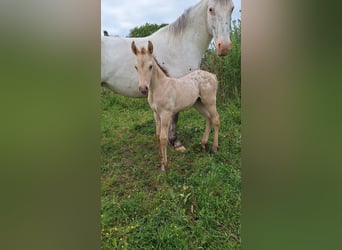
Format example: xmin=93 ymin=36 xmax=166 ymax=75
xmin=208 ymin=106 xmax=220 ymax=153
xmin=168 ymin=113 xmax=186 ymax=152
xmin=194 ymin=101 xmax=212 ymax=152
xmin=153 ymin=111 xmax=161 ymax=139
xmin=160 ymin=112 xmax=172 ymax=172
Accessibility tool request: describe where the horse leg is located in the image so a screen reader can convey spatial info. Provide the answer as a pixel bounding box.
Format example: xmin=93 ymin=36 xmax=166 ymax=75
xmin=168 ymin=112 xmax=186 ymax=152
xmin=153 ymin=111 xmax=162 ymax=154
xmin=208 ymin=105 xmax=220 ymax=153
xmin=154 ymin=111 xmax=161 ymax=139
xmin=194 ymin=101 xmax=211 ymax=152
xmin=160 ymin=112 xmax=172 ymax=171
xmin=201 ymin=118 xmax=212 ymax=152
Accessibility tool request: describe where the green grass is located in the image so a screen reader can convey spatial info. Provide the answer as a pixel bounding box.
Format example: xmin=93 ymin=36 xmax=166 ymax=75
xmin=101 ymin=87 xmax=241 ymax=249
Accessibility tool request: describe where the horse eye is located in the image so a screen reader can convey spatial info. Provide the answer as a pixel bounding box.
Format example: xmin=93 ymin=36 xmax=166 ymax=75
xmin=149 ymin=65 xmax=153 ymax=70
xmin=134 ymin=66 xmax=138 ymax=71
xmin=209 ymin=8 xmax=215 ymax=15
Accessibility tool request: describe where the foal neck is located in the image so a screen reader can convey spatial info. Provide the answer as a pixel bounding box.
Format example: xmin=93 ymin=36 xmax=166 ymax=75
xmin=150 ymin=57 xmax=170 ymax=89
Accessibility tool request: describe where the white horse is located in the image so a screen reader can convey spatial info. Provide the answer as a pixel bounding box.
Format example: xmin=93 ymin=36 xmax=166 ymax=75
xmin=101 ymin=0 xmax=234 ymax=150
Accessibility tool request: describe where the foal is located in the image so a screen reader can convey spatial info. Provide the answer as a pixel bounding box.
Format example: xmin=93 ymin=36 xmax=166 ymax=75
xmin=131 ymin=41 xmax=220 ymax=171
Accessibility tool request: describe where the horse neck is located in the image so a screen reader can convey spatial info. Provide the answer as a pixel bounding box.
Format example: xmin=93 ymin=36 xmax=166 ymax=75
xmin=150 ymin=58 xmax=169 ymax=91
xmin=181 ymin=0 xmax=212 ymax=51
xmin=157 ymin=0 xmax=212 ymax=56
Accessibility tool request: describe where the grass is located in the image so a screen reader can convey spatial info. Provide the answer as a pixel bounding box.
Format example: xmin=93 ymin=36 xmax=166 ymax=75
xmin=101 ymin=87 xmax=241 ymax=249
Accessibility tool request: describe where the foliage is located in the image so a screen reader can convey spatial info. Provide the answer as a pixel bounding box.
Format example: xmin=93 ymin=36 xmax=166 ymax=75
xmin=201 ymin=19 xmax=241 ymax=105
xmin=129 ymin=23 xmax=168 ymax=38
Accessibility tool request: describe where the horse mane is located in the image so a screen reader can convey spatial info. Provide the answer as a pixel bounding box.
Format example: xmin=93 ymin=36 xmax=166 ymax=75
xmin=153 ymin=56 xmax=169 ymax=77
xmin=216 ymin=0 xmax=231 ymax=6
xmin=167 ymin=7 xmax=192 ymax=36
xmin=166 ymin=0 xmax=232 ymax=36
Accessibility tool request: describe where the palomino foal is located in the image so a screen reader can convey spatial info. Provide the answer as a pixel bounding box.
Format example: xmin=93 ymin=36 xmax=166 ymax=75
xmin=131 ymin=41 xmax=220 ymax=171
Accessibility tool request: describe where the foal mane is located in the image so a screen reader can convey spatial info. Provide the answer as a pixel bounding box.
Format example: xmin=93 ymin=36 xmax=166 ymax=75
xmin=153 ymin=56 xmax=169 ymax=77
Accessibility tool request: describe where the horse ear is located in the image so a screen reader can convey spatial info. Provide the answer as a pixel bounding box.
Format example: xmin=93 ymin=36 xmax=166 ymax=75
xmin=131 ymin=41 xmax=138 ymax=55
xmin=147 ymin=41 xmax=153 ymax=54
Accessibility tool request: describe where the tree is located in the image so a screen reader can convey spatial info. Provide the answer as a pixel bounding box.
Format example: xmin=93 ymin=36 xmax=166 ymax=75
xmin=128 ymin=23 xmax=168 ymax=38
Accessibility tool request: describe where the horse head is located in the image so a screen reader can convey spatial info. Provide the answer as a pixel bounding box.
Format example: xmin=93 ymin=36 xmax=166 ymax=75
xmin=131 ymin=41 xmax=154 ymax=95
xmin=206 ymin=0 xmax=235 ymax=56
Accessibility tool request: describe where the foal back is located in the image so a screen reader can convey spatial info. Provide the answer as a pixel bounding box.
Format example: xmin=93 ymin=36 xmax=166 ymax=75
xmin=177 ymin=69 xmax=218 ymax=106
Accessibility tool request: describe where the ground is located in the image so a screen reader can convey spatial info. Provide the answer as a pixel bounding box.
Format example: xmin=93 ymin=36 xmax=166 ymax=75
xmin=101 ymin=89 xmax=241 ymax=249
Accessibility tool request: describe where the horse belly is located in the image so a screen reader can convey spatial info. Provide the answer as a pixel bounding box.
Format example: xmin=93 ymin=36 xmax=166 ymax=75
xmin=104 ymin=77 xmax=144 ymax=98
xmin=174 ymin=84 xmax=199 ymax=112
xmin=103 ymin=60 xmax=143 ymax=97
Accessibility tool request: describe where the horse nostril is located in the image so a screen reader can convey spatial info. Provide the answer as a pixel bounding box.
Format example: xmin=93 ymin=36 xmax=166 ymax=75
xmin=139 ymin=86 xmax=148 ymax=95
xmin=216 ymin=40 xmax=232 ymax=56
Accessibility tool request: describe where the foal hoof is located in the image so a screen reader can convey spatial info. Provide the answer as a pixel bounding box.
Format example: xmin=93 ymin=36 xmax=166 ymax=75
xmin=211 ymin=147 xmax=219 ymax=154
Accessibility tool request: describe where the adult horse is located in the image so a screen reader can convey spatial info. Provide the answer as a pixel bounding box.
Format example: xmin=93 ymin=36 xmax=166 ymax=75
xmin=101 ymin=0 xmax=234 ymax=150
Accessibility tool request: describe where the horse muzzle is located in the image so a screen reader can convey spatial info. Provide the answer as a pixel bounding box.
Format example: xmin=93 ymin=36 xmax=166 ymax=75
xmin=216 ymin=39 xmax=232 ymax=56
xmin=139 ymin=85 xmax=149 ymax=95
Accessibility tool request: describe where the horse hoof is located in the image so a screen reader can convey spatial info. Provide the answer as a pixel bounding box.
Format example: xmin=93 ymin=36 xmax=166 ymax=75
xmin=211 ymin=147 xmax=219 ymax=154
xmin=160 ymin=166 xmax=166 ymax=172
xmin=201 ymin=144 xmax=207 ymax=152
xmin=174 ymin=141 xmax=186 ymax=152
xmin=175 ymin=145 xmax=186 ymax=152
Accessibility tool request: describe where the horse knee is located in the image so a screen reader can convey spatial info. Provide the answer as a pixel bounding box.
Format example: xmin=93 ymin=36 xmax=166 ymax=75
xmin=168 ymin=113 xmax=179 ymax=145
xmin=159 ymin=135 xmax=168 ymax=171
xmin=168 ymin=122 xmax=177 ymax=144
xmin=160 ymin=135 xmax=168 ymax=146
xmin=212 ymin=113 xmax=220 ymax=127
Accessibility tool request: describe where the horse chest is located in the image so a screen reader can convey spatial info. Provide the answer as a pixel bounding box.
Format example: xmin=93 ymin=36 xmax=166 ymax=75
xmin=148 ymin=94 xmax=162 ymax=113
xmin=148 ymin=91 xmax=176 ymax=113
